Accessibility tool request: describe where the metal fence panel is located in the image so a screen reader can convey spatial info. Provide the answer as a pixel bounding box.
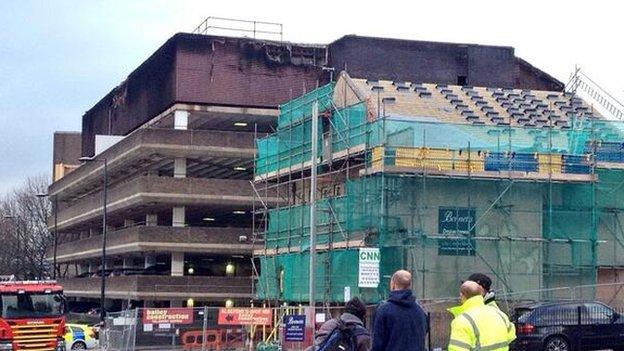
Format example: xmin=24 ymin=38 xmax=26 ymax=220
xmin=98 ymin=285 xmax=624 ymax=351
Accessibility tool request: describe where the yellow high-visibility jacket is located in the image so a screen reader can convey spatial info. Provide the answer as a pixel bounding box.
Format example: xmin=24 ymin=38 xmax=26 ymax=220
xmin=447 ymin=295 xmax=516 ymax=351
xmin=486 ymin=299 xmax=499 ymax=309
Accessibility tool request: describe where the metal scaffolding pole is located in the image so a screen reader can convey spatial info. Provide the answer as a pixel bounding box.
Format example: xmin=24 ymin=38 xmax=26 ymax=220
xmin=309 ymin=101 xmax=319 ymax=326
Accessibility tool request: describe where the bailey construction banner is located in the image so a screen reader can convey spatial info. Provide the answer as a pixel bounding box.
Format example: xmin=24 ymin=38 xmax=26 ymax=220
xmin=142 ymin=308 xmax=194 ymax=325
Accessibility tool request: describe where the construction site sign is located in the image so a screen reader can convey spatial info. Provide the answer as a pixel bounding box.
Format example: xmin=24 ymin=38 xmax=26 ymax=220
xmin=217 ymin=308 xmax=273 ymax=326
xmin=358 ymin=248 xmax=380 ymax=288
xmin=142 ymin=308 xmax=194 ymax=324
xmin=284 ymin=314 xmax=306 ymax=342
xmin=438 ymin=207 xmax=476 ymax=256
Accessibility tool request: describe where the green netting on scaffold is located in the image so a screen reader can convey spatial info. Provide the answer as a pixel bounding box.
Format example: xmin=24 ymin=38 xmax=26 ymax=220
xmin=256 ymin=250 xmax=360 ymax=302
xmin=256 ymin=92 xmax=624 ymax=303
xmin=257 ymin=103 xmax=624 ymax=177
xmin=373 ymin=118 xmax=595 ymax=155
xmin=258 ymin=174 xmax=609 ymax=301
xmin=278 ymin=83 xmax=334 ymax=129
xmin=331 ymin=102 xmax=368 ymax=152
xmin=255 ymin=118 xmax=322 ymax=175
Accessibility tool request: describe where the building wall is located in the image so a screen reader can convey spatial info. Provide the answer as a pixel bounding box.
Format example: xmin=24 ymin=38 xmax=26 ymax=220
xmin=328 ymin=35 xmax=516 ymax=87
xmin=81 ymin=34 xmax=327 ymax=156
xmin=52 ymin=132 xmax=81 ymax=181
xmin=260 ymin=176 xmax=551 ymax=301
xmin=81 ymin=36 xmax=178 ymax=157
xmin=81 ymin=34 xmax=563 ymax=158
xmin=174 ymin=35 xmax=326 ymax=108
xmin=597 ymin=212 xmax=624 ymax=267
xmin=596 ymin=268 xmax=624 ymax=306
xmin=382 ymin=177 xmax=544 ymax=299
xmin=515 ymin=57 xmax=565 ymax=91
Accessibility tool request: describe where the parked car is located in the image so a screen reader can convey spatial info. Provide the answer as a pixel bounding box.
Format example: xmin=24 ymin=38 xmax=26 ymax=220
xmin=510 ymin=301 xmax=624 ymax=351
xmin=65 ymin=323 xmax=98 ymax=350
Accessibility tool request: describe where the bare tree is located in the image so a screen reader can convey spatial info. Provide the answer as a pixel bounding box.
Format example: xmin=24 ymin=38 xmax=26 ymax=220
xmin=0 ymin=175 xmax=52 ymax=280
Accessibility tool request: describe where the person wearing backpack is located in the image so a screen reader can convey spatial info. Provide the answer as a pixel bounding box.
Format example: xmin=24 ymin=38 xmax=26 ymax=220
xmin=372 ymin=270 xmax=427 ymax=351
xmin=306 ymin=297 xmax=371 ymax=351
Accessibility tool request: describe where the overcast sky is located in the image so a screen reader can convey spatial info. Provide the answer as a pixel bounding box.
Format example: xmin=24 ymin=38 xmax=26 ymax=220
xmin=0 ymin=0 xmax=622 ymax=194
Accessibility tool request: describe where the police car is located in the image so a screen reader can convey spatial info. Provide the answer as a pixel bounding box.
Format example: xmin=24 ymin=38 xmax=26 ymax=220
xmin=64 ymin=323 xmax=98 ymax=350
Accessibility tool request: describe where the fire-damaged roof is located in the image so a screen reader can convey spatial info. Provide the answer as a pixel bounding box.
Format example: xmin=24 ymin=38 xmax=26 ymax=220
xmin=81 ymin=32 xmax=563 ymax=157
xmin=81 ymin=33 xmax=329 ymax=156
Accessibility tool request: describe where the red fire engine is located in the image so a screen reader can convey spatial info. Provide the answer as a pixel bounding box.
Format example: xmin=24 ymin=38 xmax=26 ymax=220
xmin=0 ymin=278 xmax=65 ymax=351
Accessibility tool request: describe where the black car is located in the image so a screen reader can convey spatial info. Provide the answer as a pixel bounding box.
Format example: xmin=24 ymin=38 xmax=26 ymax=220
xmin=510 ymin=301 xmax=624 ymax=351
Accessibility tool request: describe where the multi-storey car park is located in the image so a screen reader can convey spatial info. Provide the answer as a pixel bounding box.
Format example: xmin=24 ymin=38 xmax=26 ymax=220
xmin=47 ymin=30 xmax=570 ymax=310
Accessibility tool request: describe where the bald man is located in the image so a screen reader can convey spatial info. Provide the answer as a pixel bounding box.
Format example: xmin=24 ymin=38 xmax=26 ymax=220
xmin=460 ymin=281 xmax=482 ymax=302
xmin=447 ymin=281 xmax=516 ymax=351
xmin=372 ymin=270 xmax=427 ymax=351
xmin=466 ymin=273 xmax=498 ymax=308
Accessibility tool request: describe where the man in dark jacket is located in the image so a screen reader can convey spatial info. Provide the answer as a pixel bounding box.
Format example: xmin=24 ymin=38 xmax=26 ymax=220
xmin=372 ymin=270 xmax=427 ymax=351
xmin=307 ymin=297 xmax=371 ymax=351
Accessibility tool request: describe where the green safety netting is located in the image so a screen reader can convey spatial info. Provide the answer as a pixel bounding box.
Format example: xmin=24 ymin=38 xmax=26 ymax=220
xmin=256 ymin=247 xmax=403 ymax=303
xmin=256 ymin=89 xmax=624 ymax=303
xmin=369 ymin=118 xmax=603 ymax=155
xmin=257 ymin=119 xmax=624 ymax=179
xmin=263 ymin=179 xmax=385 ymax=250
xmin=255 ymin=84 xmax=334 ymax=175
xmin=259 ymin=175 xmax=605 ymax=301
xmin=278 ymin=83 xmax=334 ymax=129
xmin=255 ymin=119 xmax=322 ymax=175
xmin=257 ymin=87 xmax=624 ymax=178
xmin=331 ymin=102 xmax=368 ymax=152
xmin=256 ymin=250 xmax=360 ymax=302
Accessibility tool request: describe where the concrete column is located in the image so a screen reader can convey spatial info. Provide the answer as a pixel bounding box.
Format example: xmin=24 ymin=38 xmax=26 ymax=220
xmin=171 ymin=252 xmax=184 ymax=277
xmin=122 ymin=257 xmax=135 ymax=269
xmin=146 ymin=214 xmax=158 ymax=226
xmin=124 ymin=219 xmax=135 ymax=228
xmin=144 ymin=255 xmax=156 ymax=268
xmin=89 ymin=228 xmax=97 ymax=237
xmin=174 ymin=110 xmax=189 ymax=130
xmin=173 ymin=158 xmax=187 ymax=178
xmin=172 ymin=206 xmax=185 ymax=227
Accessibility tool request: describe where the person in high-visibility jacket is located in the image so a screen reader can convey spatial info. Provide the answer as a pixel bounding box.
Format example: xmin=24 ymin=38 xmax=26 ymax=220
xmin=448 ymin=281 xmax=516 ymax=351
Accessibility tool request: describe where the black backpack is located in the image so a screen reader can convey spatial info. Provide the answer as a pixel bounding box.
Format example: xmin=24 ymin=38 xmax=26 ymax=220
xmin=316 ymin=319 xmax=369 ymax=351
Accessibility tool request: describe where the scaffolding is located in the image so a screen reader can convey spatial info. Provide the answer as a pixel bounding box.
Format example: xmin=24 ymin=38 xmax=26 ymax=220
xmin=252 ymin=72 xmax=624 ymax=307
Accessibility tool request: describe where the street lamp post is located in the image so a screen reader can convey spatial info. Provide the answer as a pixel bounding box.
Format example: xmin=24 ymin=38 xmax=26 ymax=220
xmin=36 ymin=193 xmax=58 ymax=279
xmin=79 ymin=156 xmax=108 ymax=322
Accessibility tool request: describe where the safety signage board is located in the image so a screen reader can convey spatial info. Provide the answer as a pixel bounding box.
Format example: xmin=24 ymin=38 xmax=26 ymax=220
xmin=438 ymin=207 xmax=476 ymax=256
xmin=358 ymin=247 xmax=380 ymax=288
xmin=217 ymin=308 xmax=273 ymax=326
xmin=283 ymin=314 xmax=306 ymax=342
